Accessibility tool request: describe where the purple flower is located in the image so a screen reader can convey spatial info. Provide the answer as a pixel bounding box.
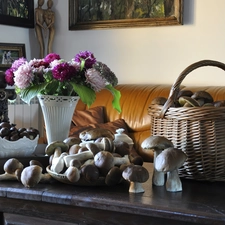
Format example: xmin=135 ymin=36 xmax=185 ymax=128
xmin=44 ymin=53 xmax=61 ymax=63
xmin=74 ymin=51 xmax=96 ymax=69
xmin=5 ymin=68 xmax=15 ymax=86
xmin=11 ymin=57 xmax=27 ymax=71
xmin=85 ymin=68 xmax=106 ymax=92
xmin=52 ymin=62 xmax=76 ymax=82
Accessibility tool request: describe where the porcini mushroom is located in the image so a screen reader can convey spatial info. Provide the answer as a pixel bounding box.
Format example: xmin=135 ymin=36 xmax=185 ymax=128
xmin=0 ymin=158 xmax=24 ymax=181
xmin=155 ymin=147 xmax=187 ymax=192
xmin=122 ymin=164 xmax=149 ymax=193
xmin=94 ymin=151 xmax=130 ymax=176
xmin=62 ymin=166 xmax=80 ymax=183
xmin=141 ymin=136 xmax=173 ymax=186
xmin=80 ymin=164 xmax=100 ymax=183
xmin=45 ymin=140 xmax=69 ymax=156
xmin=105 ymin=166 xmax=122 ymax=186
xmin=21 ymin=165 xmax=52 ymax=188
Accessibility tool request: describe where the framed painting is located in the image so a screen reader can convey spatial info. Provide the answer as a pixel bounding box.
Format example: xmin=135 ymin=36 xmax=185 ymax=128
xmin=69 ymin=0 xmax=183 ymax=30
xmin=0 ymin=0 xmax=34 ymax=28
xmin=0 ymin=43 xmax=26 ymax=71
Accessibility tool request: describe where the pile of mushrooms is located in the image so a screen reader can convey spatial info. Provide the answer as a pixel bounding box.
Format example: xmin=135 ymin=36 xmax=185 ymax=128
xmin=44 ymin=128 xmax=149 ymax=193
xmin=0 ymin=158 xmax=52 ymax=188
xmin=142 ymin=135 xmax=187 ymax=192
xmin=150 ymin=90 xmax=224 ymax=108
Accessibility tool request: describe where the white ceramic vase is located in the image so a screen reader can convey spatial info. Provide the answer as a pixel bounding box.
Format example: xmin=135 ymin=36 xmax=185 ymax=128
xmin=37 ymin=95 xmax=80 ymax=144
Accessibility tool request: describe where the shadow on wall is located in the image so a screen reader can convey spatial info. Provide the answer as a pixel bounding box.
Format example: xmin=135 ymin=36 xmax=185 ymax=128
xmin=183 ymin=0 xmax=195 ymax=25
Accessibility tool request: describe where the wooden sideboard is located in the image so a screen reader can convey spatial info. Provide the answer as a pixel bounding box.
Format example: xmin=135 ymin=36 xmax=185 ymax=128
xmin=0 ymin=161 xmax=225 ymax=225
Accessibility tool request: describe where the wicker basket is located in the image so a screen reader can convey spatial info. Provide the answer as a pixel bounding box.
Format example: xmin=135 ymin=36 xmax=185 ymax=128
xmin=148 ymin=60 xmax=225 ymax=181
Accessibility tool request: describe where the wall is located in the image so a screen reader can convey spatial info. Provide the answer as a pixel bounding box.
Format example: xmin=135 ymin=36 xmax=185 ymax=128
xmin=1 ymin=0 xmax=225 ymax=87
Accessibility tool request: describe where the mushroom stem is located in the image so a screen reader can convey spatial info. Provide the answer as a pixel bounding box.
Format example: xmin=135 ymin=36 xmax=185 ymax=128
xmin=129 ymin=182 xmax=144 ymax=193
xmin=0 ymin=172 xmax=18 ymax=181
xmin=166 ymin=169 xmax=182 ymax=192
xmin=114 ymin=155 xmax=130 ymax=166
xmin=153 ymin=151 xmax=165 ymax=186
xmin=40 ymin=173 xmax=52 ymax=183
xmin=51 ymin=152 xmax=68 ymax=173
xmin=64 ymin=151 xmax=94 ymax=167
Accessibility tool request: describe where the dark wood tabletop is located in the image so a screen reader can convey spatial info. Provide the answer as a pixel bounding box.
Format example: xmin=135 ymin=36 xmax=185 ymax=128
xmin=0 ymin=158 xmax=225 ymax=225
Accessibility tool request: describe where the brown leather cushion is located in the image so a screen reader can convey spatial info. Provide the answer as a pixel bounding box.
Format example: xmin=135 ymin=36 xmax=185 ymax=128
xmin=72 ymin=106 xmax=105 ymax=126
xmin=69 ymin=119 xmax=129 ymax=138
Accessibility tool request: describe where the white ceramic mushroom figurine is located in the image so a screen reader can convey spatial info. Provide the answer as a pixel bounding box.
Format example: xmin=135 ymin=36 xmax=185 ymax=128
xmin=122 ymin=164 xmax=149 ymax=193
xmin=154 ymin=147 xmax=187 ymax=192
xmin=141 ymin=136 xmax=173 ymax=186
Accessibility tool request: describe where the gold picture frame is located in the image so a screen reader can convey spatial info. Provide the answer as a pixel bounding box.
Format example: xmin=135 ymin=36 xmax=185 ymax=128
xmin=69 ymin=0 xmax=183 ymax=30
xmin=0 ymin=43 xmax=26 ymax=71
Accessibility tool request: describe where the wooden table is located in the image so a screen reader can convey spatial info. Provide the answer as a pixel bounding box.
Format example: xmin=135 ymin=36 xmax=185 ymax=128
xmin=0 ymin=161 xmax=225 ymax=225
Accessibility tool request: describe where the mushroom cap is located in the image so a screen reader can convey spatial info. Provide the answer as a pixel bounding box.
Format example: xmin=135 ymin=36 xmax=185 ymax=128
xmin=63 ymin=137 xmax=81 ymax=148
xmin=155 ymin=147 xmax=187 ymax=172
xmin=177 ymin=90 xmax=193 ymax=98
xmin=191 ymin=91 xmax=213 ymax=103
xmin=114 ymin=141 xmax=130 ymax=156
xmin=141 ymin=136 xmax=173 ymax=151
xmin=45 ymin=141 xmax=69 ymax=156
xmin=150 ymin=96 xmax=167 ymax=105
xmin=65 ymin=166 xmax=80 ymax=183
xmin=79 ymin=128 xmax=114 ymax=141
xmin=94 ymin=151 xmax=114 ymax=175
xmin=21 ymin=165 xmax=42 ymax=188
xmin=4 ymin=158 xmax=24 ymax=174
xmin=105 ymin=166 xmax=122 ymax=186
xmin=80 ymin=164 xmax=100 ymax=183
xmin=122 ymin=165 xmax=149 ymax=183
xmin=86 ymin=142 xmax=101 ymax=156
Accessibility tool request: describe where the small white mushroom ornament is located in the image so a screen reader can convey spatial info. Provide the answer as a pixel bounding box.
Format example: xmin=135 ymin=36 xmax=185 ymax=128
xmin=155 ymin=147 xmax=187 ymax=192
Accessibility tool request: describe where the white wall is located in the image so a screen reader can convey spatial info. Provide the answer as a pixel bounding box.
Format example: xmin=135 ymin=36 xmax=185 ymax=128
xmin=1 ymin=0 xmax=225 ymax=86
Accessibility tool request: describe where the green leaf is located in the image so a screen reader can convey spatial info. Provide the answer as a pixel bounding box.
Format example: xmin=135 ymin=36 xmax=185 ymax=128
xmin=18 ymin=83 xmax=46 ymax=104
xmin=71 ymin=82 xmax=96 ymax=107
xmin=105 ymin=84 xmax=121 ymax=113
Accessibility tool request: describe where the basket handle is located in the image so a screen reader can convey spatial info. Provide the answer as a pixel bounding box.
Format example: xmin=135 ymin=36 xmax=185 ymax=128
xmin=160 ymin=60 xmax=225 ymax=118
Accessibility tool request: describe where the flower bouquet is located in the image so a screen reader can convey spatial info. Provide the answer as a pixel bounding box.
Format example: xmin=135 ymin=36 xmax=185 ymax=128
xmin=4 ymin=51 xmax=121 ymax=112
xmin=4 ymin=51 xmax=121 ymax=143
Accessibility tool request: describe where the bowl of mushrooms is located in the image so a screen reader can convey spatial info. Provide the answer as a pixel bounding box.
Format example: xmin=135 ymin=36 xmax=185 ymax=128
xmin=45 ymin=128 xmax=149 ymax=192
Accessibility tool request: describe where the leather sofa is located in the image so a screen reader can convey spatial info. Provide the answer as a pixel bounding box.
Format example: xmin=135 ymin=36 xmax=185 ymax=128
xmin=73 ymin=84 xmax=225 ymax=162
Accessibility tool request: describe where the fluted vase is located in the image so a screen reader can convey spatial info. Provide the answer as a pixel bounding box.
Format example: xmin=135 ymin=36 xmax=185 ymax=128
xmin=37 ymin=95 xmax=80 ymax=144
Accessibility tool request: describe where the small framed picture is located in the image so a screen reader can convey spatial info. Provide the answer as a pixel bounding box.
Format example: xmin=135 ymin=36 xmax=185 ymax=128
xmin=0 ymin=43 xmax=26 ymax=71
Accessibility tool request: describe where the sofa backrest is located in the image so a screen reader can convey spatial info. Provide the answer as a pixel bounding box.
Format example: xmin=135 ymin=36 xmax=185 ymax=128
xmin=75 ymin=84 xmax=225 ymax=161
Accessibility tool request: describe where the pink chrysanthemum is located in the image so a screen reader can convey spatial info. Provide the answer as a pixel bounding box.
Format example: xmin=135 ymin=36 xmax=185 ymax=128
xmin=5 ymin=68 xmax=15 ymax=86
xmin=11 ymin=57 xmax=27 ymax=71
xmin=14 ymin=62 xmax=34 ymax=89
xmin=52 ymin=62 xmax=76 ymax=82
xmin=44 ymin=53 xmax=61 ymax=63
xmin=85 ymin=68 xmax=106 ymax=92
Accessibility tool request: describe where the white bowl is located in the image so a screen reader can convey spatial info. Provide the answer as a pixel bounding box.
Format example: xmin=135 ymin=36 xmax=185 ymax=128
xmin=0 ymin=135 xmax=39 ymax=158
